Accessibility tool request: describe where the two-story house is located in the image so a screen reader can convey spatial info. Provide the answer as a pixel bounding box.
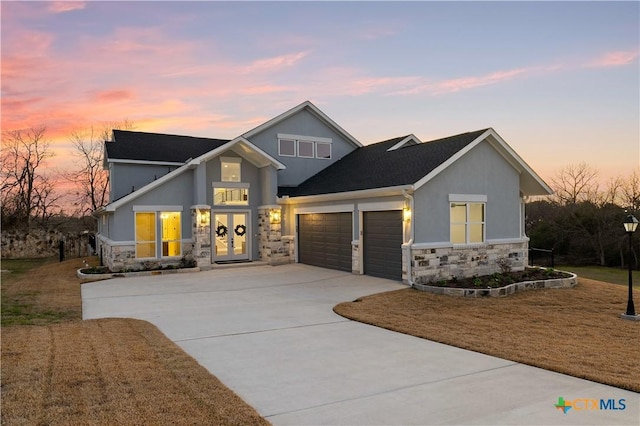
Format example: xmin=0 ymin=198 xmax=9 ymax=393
xmin=95 ymin=101 xmax=552 ymax=284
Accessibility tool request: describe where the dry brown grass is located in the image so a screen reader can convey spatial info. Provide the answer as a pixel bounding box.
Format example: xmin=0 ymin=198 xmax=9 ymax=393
xmin=335 ymin=279 xmax=640 ymax=393
xmin=1 ymin=258 xmax=269 ymax=425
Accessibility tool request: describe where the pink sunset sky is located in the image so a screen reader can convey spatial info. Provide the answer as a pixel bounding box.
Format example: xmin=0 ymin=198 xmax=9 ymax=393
xmin=2 ymin=1 xmax=639 ymax=192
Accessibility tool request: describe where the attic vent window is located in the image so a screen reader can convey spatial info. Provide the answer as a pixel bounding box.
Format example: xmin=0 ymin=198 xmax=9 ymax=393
xmin=278 ymin=134 xmax=332 ymax=160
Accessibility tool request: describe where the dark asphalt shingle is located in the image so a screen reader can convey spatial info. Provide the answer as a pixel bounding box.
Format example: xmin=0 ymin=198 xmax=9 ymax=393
xmin=281 ymin=129 xmax=489 ymax=197
xmin=106 ymin=130 xmax=230 ymax=163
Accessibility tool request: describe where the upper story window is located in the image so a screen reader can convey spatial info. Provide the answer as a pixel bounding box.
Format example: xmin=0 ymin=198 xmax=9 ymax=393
xmin=221 ymin=157 xmax=241 ymax=182
xmin=277 ymin=134 xmax=332 ymax=160
xmin=279 ymin=139 xmax=296 ymax=157
xmin=449 ymin=195 xmax=487 ymax=245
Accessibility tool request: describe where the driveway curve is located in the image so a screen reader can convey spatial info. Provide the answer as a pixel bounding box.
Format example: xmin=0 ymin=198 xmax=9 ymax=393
xmin=82 ymin=264 xmax=638 ymax=425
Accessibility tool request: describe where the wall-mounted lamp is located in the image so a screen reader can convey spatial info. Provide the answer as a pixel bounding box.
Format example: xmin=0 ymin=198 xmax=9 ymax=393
xmin=403 ymin=208 xmax=412 ymax=221
xmin=270 ymin=209 xmax=281 ymax=224
xmin=197 ymin=209 xmax=210 ymax=227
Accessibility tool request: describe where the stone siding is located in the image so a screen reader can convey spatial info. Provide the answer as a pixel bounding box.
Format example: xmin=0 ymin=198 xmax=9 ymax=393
xmin=98 ymin=236 xmax=192 ymax=272
xmin=192 ymin=208 xmax=212 ymax=268
xmin=410 ymin=241 xmax=528 ymax=285
xmin=257 ymin=206 xmax=293 ymax=266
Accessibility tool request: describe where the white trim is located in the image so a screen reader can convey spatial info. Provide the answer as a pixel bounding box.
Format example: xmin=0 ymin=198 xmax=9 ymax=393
xmin=486 ymin=237 xmax=529 ymax=245
xmin=278 ymin=133 xmax=332 ymax=144
xmin=133 ymin=205 xmax=183 ymax=212
xmin=211 ymin=182 xmax=250 ymax=189
xmin=243 ymin=101 xmax=362 ymax=148
xmin=297 ymin=140 xmax=315 ymax=158
xmin=280 ymin=185 xmax=413 ymax=205
xmin=449 ymin=194 xmax=488 ymax=203
xmin=358 ymin=200 xmax=404 ymax=211
xmin=411 ymin=242 xmax=453 ymax=250
xmin=191 ymin=136 xmax=286 ymax=170
xmin=107 ymin=158 xmax=185 ymax=167
xmin=191 ymin=204 xmax=211 ymax=210
xmin=387 ymin=134 xmax=422 ymax=151
xmin=278 ymin=138 xmax=296 ymax=157
xmin=414 ymin=130 xmax=490 ymax=191
xmin=294 ymin=204 xmax=355 ymax=214
xmin=315 ymin=141 xmax=332 ymax=159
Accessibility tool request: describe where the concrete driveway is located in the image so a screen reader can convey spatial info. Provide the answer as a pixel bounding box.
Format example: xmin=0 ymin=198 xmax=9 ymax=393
xmin=82 ymin=264 xmax=638 ymax=425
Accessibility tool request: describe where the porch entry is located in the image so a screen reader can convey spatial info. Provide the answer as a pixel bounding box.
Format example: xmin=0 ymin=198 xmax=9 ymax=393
xmin=213 ymin=212 xmax=249 ymax=261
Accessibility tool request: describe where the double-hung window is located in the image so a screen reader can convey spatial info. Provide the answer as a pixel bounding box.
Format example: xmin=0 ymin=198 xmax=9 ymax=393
xmin=450 ymin=195 xmax=486 ymax=245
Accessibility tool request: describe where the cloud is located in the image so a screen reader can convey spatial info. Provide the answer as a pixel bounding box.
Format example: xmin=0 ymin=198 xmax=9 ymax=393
xmin=241 ymin=51 xmax=310 ymax=74
xmin=93 ymin=89 xmax=136 ymax=103
xmin=586 ymin=50 xmax=639 ymax=68
xmin=47 ymin=2 xmax=87 ymax=13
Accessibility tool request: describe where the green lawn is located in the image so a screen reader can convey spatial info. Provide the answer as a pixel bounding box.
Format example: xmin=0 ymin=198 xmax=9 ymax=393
xmin=557 ymin=264 xmax=640 ymax=287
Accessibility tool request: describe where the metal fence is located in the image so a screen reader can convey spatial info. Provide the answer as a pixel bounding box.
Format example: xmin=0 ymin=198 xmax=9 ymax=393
xmin=529 ymin=247 xmax=554 ymax=268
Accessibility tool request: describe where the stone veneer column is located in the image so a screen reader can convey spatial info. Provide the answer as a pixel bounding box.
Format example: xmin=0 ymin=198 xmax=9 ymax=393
xmin=191 ymin=206 xmax=212 ymax=268
xmin=257 ymin=205 xmax=291 ymax=265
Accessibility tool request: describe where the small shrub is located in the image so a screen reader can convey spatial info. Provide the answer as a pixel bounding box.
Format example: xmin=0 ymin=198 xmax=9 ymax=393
xmin=180 ymin=255 xmax=197 ymax=269
xmin=496 ymin=257 xmax=512 ymax=274
xmin=473 ymin=277 xmax=483 ymax=287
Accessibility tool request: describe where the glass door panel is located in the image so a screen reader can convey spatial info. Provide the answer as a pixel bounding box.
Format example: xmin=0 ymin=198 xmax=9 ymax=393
xmin=214 ymin=214 xmax=229 ymax=257
xmin=213 ymin=212 xmax=249 ymax=261
xmin=232 ymin=213 xmax=247 ymax=256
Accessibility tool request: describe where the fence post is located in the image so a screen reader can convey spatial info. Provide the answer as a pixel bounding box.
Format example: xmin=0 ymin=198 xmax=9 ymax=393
xmin=59 ymin=240 xmax=65 ymax=262
xmin=551 ymin=248 xmax=555 ymax=268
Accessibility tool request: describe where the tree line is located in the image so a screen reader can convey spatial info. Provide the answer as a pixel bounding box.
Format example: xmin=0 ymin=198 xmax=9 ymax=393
xmin=526 ymin=163 xmax=639 ymax=269
xmin=1 ymin=121 xmax=132 ymax=229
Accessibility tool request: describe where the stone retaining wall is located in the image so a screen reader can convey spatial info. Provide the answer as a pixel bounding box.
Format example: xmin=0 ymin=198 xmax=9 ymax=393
xmin=1 ymin=229 xmax=93 ymax=259
xmin=413 ymin=271 xmax=578 ymax=297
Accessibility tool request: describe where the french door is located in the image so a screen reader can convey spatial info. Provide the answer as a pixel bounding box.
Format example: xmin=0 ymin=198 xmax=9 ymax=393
xmin=213 ymin=212 xmax=249 ymax=261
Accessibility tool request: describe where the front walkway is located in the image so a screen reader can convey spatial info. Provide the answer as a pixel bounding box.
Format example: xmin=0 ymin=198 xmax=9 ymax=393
xmin=82 ymin=264 xmax=639 ymax=425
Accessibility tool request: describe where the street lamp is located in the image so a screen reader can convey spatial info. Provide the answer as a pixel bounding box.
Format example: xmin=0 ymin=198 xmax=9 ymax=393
xmin=621 ymin=214 xmax=639 ymax=321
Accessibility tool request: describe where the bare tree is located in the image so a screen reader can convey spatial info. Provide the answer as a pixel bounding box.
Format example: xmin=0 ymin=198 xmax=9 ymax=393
xmin=65 ymin=120 xmax=134 ymax=215
xmin=1 ymin=125 xmax=57 ymax=228
xmin=619 ymin=170 xmax=640 ymax=212
xmin=550 ymin=162 xmax=600 ymax=205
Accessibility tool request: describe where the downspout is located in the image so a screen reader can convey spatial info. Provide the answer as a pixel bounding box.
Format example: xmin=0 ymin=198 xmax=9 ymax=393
xmin=402 ymin=189 xmax=415 ymax=287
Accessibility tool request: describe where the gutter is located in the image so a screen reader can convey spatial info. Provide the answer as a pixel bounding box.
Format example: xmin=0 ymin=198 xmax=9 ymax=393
xmin=402 ymin=189 xmax=415 ymax=287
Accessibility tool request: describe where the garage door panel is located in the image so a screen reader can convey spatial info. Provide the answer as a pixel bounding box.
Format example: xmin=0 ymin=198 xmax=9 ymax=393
xmin=298 ymin=212 xmax=352 ymax=273
xmin=363 ymin=210 xmax=402 ymax=281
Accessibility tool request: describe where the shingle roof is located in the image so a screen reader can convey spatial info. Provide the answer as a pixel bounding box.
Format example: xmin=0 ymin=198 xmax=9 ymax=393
xmin=281 ymin=129 xmax=489 ymax=197
xmin=106 ymin=130 xmax=230 ymax=163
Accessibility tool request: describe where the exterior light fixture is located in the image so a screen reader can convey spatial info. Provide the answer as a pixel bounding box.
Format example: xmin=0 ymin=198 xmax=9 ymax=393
xmin=269 ymin=209 xmax=281 ymax=225
xmin=403 ymin=208 xmax=412 ymax=221
xmin=621 ymin=214 xmax=639 ymax=321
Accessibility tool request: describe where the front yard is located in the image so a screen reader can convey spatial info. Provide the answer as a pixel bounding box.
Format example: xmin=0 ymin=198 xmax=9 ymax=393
xmin=335 ymin=277 xmax=640 ymax=393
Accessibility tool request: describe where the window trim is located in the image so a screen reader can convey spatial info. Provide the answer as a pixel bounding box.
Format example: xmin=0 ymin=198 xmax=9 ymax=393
xmin=277 ymin=133 xmax=332 ymax=159
xmin=135 ymin=211 xmax=157 ymax=259
xmin=278 ymin=138 xmax=296 ymax=157
xmin=220 ymin=156 xmax=243 ymax=182
xmin=212 ymin=182 xmax=251 ymax=206
xmin=297 ymin=140 xmax=315 ymax=158
xmin=315 ymin=141 xmax=332 ymax=159
xmin=449 ymin=196 xmax=486 ymax=246
xmin=160 ymin=211 xmax=182 ymax=258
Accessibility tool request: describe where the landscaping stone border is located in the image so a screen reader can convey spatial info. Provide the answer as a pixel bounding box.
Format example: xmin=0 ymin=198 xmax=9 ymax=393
xmin=77 ymin=267 xmax=200 ymax=281
xmin=412 ymin=270 xmax=578 ymax=297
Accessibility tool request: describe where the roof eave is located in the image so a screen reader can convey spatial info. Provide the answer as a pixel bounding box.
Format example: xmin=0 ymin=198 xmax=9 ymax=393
xmin=242 ymin=101 xmax=362 ymax=148
xmin=278 ymin=184 xmax=413 ymax=205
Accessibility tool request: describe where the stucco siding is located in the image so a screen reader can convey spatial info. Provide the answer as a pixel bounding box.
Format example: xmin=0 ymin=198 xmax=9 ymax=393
xmin=110 ymin=170 xmax=194 ymax=241
xmin=248 ymin=109 xmax=358 ymax=187
xmin=414 ymin=141 xmax=521 ymax=244
xmin=109 ymin=163 xmax=179 ymax=202
xmin=205 ymin=150 xmax=264 ymax=260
